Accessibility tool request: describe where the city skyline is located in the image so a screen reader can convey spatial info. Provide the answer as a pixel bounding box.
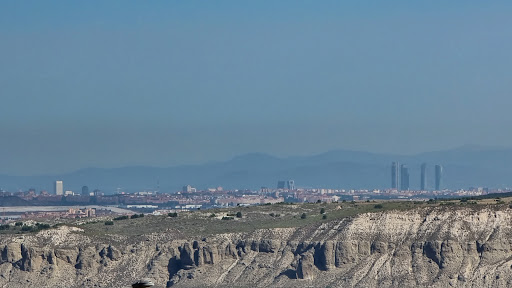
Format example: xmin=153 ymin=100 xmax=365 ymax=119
xmin=0 ymin=164 xmax=453 ymax=196
xmin=391 ymin=162 xmax=443 ymax=192
xmin=2 ymin=145 xmax=512 ymax=193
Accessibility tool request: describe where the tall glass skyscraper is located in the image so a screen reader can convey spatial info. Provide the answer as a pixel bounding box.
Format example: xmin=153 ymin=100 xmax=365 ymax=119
xmin=435 ymin=165 xmax=443 ymax=191
xmin=391 ymin=162 xmax=399 ymax=189
xmin=420 ymin=163 xmax=427 ymax=191
xmin=400 ymin=164 xmax=410 ymax=191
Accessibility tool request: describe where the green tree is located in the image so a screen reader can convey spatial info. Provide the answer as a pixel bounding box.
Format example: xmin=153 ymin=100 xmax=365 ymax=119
xmin=301 ymin=213 xmax=307 ymax=219
xmin=21 ymin=226 xmax=33 ymax=232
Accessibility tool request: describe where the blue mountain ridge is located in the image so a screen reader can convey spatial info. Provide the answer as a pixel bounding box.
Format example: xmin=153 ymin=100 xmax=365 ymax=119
xmin=1 ymin=146 xmax=511 ymax=193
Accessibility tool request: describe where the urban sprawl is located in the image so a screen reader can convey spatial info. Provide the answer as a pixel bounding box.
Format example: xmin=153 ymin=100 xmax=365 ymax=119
xmin=1 ymin=162 xmax=509 ymax=223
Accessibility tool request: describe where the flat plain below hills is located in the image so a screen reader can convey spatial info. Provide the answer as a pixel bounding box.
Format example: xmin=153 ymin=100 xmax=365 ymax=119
xmin=75 ymin=197 xmax=510 ymax=244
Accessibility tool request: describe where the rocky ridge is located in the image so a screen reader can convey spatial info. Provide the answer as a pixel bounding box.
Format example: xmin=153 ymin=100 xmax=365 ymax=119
xmin=2 ymin=207 xmax=512 ymax=287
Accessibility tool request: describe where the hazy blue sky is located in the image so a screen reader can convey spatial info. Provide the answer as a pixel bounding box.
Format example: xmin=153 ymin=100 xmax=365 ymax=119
xmin=1 ymin=1 xmax=512 ymax=175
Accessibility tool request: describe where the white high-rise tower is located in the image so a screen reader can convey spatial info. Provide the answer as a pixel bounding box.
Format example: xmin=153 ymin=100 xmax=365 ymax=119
xmin=54 ymin=180 xmax=63 ymax=195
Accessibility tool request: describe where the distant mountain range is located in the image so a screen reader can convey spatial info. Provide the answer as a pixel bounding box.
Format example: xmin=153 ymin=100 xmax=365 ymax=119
xmin=1 ymin=145 xmax=512 ymax=194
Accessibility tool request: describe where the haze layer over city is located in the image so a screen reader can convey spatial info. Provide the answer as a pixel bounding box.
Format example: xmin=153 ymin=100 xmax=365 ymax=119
xmin=2 ymin=1 xmax=512 ymax=178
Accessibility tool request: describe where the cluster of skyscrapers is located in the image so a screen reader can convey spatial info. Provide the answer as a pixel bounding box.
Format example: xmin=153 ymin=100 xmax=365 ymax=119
xmin=277 ymin=180 xmax=295 ymax=190
xmin=391 ymin=162 xmax=443 ymax=191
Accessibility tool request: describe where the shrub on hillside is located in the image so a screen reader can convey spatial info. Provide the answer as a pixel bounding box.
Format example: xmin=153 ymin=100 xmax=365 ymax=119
xmin=130 ymin=213 xmax=144 ymax=219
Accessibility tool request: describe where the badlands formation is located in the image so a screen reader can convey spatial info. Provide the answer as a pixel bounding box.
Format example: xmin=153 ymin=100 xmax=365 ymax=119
xmin=1 ymin=204 xmax=512 ymax=287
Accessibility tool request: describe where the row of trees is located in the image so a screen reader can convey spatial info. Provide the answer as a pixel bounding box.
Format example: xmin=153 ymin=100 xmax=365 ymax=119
xmin=0 ymin=222 xmax=51 ymax=232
